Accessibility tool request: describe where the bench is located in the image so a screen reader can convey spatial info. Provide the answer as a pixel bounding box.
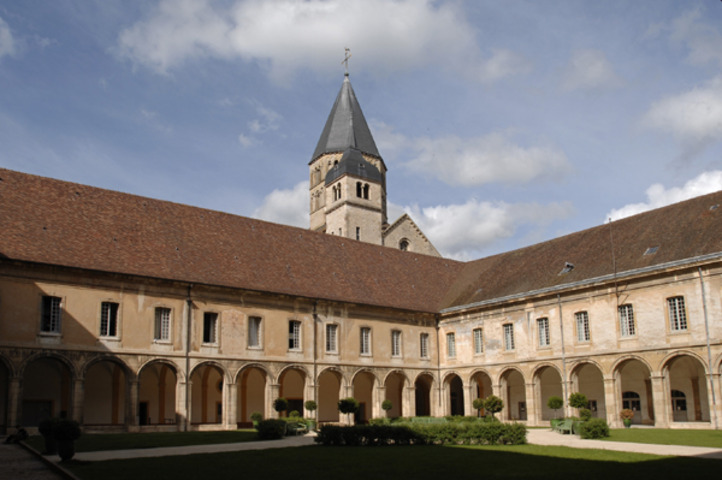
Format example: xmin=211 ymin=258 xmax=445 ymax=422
xmin=554 ymin=419 xmax=574 ymax=434
xmin=286 ymin=421 xmax=308 ymax=436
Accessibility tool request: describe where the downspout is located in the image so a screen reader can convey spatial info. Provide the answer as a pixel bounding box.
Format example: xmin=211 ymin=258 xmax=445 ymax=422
xmin=698 ymin=267 xmax=718 ymax=429
xmin=435 ymin=314 xmax=442 ymax=411
xmin=313 ymin=301 xmax=319 ymax=423
xmin=185 ymin=284 xmax=193 ymax=432
xmin=557 ymin=294 xmax=569 ymax=411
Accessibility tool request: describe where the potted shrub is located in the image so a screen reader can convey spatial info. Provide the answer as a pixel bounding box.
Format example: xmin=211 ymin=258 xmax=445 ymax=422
xmin=547 ymin=396 xmax=563 ymax=428
xmin=472 ymin=397 xmax=485 ymax=417
xmin=620 ymin=408 xmax=634 ymax=428
xmin=250 ymin=411 xmax=263 ymax=428
xmin=38 ymin=418 xmax=58 ymax=454
xmin=483 ymin=395 xmax=504 ymax=420
xmin=304 ymin=400 xmax=317 ymax=430
xmin=338 ymin=397 xmax=359 ymax=424
xmin=381 ymin=399 xmax=393 ymax=417
xmin=273 ymin=397 xmax=288 ymax=418
xmin=53 ymin=419 xmax=81 ymax=462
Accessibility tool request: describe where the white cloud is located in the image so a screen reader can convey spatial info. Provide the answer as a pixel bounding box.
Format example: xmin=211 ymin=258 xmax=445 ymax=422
xmin=669 ymin=7 xmax=722 ymax=67
xmin=606 ymin=171 xmax=722 ymax=221
xmin=642 ymin=76 xmax=722 ymax=146
xmin=253 ymin=181 xmax=309 ymax=228
xmin=404 ymin=199 xmax=574 ymax=260
xmin=116 ymin=0 xmax=527 ymax=84
xmin=562 ymin=50 xmax=622 ymax=91
xmin=238 ymin=133 xmax=254 ymax=147
xmin=247 ymin=104 xmax=281 ymax=134
xmin=0 ymin=16 xmax=16 ymax=59
xmin=385 ymin=128 xmax=570 ymax=187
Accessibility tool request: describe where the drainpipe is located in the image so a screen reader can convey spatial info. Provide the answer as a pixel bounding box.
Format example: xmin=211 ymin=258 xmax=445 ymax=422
xmin=185 ymin=285 xmax=193 ymax=431
xmin=698 ymin=267 xmax=718 ymax=429
xmin=435 ymin=314 xmax=442 ymax=412
xmin=313 ymin=301 xmax=319 ymax=424
xmin=557 ymin=294 xmax=569 ymax=414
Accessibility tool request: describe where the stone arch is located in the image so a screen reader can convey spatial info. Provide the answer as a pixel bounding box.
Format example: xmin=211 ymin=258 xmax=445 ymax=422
xmin=317 ymin=367 xmax=342 ymax=423
xmin=662 ymin=353 xmax=710 ymax=423
xmin=137 ymin=360 xmax=179 ymax=426
xmin=569 ymin=361 xmax=606 ymax=420
xmin=351 ymin=368 xmax=377 ymax=423
xmin=236 ymin=363 xmax=269 ymax=424
xmin=443 ymin=371 xmax=465 ymax=416
xmin=190 ymin=361 xmax=226 ymax=425
xmin=383 ymin=370 xmax=407 ymax=418
xmin=499 ymin=367 xmax=526 ymax=421
xmin=532 ymin=364 xmax=563 ymax=421
xmin=414 ymin=372 xmax=435 ymax=417
xmin=279 ymin=365 xmax=308 ymax=417
xmin=82 ymin=356 xmax=131 ymax=426
xmin=614 ymin=356 xmax=655 ymax=426
xmin=21 ymin=353 xmax=74 ymax=426
xmin=470 ymin=369 xmax=493 ymax=415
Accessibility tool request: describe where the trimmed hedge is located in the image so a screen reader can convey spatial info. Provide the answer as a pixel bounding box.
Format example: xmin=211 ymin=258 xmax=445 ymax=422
xmin=315 ymin=422 xmax=526 ymax=446
xmin=256 ymin=419 xmax=286 ymax=440
xmin=578 ymin=418 xmax=610 ymax=439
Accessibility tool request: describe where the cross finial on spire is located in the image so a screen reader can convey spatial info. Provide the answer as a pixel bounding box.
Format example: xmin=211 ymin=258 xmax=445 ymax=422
xmin=342 ymin=47 xmax=351 ymax=76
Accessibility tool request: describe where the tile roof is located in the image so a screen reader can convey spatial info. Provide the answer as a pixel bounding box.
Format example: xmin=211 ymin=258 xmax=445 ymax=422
xmin=2 ymin=168 xmax=721 ymax=315
xmin=0 ymin=168 xmax=461 ymax=313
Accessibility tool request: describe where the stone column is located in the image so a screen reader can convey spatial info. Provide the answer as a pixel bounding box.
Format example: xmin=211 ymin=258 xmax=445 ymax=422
xmin=7 ymin=376 xmax=21 ymax=429
xmin=464 ymin=383 xmax=474 ymax=417
xmin=403 ymin=386 xmax=413 ymax=418
xmin=127 ymin=380 xmax=139 ymax=431
xmin=408 ymin=385 xmax=417 ymax=418
xmin=72 ymin=378 xmax=84 ymax=424
xmin=226 ymin=382 xmax=237 ymax=430
xmin=373 ymin=386 xmax=383 ymax=419
xmin=707 ymin=373 xmax=721 ymax=429
xmin=177 ymin=380 xmax=190 ymax=431
xmin=650 ymin=374 xmax=668 ymax=428
xmin=525 ymin=382 xmax=537 ymax=425
xmin=268 ymin=383 xmax=280 ymax=419
xmin=603 ymin=375 xmax=618 ymax=427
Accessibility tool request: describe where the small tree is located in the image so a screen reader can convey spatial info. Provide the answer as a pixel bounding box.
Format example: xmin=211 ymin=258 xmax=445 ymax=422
xmin=472 ymin=397 xmax=485 ymax=417
xmin=547 ymin=396 xmax=563 ymax=418
xmin=338 ymin=397 xmax=359 ymax=424
xmin=381 ymin=399 xmax=393 ymax=416
xmin=304 ymin=400 xmax=317 ymax=416
xmin=273 ymin=397 xmax=289 ymax=417
xmin=483 ymin=395 xmax=504 ymax=419
xmin=568 ymin=393 xmax=588 ymax=411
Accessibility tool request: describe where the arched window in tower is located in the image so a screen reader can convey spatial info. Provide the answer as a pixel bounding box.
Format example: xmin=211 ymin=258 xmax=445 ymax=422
xmin=363 ymin=183 xmax=369 ymax=199
xmin=356 ymin=182 xmax=362 ymax=198
xmin=399 ymin=239 xmax=409 ymax=251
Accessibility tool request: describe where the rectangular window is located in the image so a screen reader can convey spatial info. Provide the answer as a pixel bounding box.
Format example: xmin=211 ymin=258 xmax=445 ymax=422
xmin=446 ymin=332 xmax=456 ymax=358
xmin=420 ymin=333 xmax=429 ymax=358
xmin=503 ymin=323 xmax=515 ymax=351
xmin=326 ymin=324 xmax=338 ymax=353
xmin=473 ymin=328 xmax=483 ymax=354
xmin=41 ymin=296 xmax=61 ymax=333
xmin=575 ymin=311 xmax=590 ymax=342
xmin=356 ymin=227 xmax=360 ymax=241
xmin=668 ymin=296 xmax=687 ymax=331
xmin=537 ymin=317 xmax=550 ymax=347
xmin=203 ymin=312 xmax=218 ymax=344
xmin=100 ymin=302 xmax=119 ymax=337
xmin=360 ymin=327 xmax=371 ymax=355
xmin=619 ymin=304 xmax=635 ymax=337
xmin=248 ymin=316 xmax=262 ymax=348
xmin=391 ymin=330 xmax=402 ymax=357
xmin=154 ymin=307 xmax=171 ymax=341
xmin=288 ymin=320 xmax=301 ymax=350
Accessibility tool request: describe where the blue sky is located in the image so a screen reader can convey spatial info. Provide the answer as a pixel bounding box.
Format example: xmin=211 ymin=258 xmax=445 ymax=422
xmin=2 ymin=1 xmax=722 ymax=260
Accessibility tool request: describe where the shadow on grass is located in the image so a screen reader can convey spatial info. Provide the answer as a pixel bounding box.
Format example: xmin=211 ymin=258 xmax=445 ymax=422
xmin=65 ymin=444 xmax=722 ymax=480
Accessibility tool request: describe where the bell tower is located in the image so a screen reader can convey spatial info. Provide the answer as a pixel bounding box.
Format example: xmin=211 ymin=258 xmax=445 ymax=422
xmin=309 ymin=64 xmax=387 ymax=245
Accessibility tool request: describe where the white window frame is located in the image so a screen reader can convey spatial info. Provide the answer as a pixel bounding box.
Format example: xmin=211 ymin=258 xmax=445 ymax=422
xmin=503 ymin=323 xmax=515 ymax=351
xmin=325 ymin=323 xmax=338 ymax=353
xmin=288 ymin=319 xmax=302 ymax=351
xmin=575 ymin=311 xmax=590 ymax=342
xmin=100 ymin=301 xmax=119 ymax=337
xmin=537 ymin=317 xmax=550 ymax=347
xmin=41 ymin=296 xmax=62 ymax=334
xmin=420 ymin=333 xmax=429 ymax=358
xmin=619 ymin=304 xmax=635 ymax=337
xmin=668 ymin=296 xmax=687 ymax=331
xmin=473 ymin=328 xmax=483 ymax=354
xmin=360 ymin=327 xmax=371 ymax=355
xmin=391 ymin=330 xmax=402 ymax=357
xmin=203 ymin=312 xmax=218 ymax=345
xmin=154 ymin=307 xmax=171 ymax=342
xmin=446 ymin=332 xmax=456 ymax=358
xmin=248 ymin=316 xmax=262 ymax=348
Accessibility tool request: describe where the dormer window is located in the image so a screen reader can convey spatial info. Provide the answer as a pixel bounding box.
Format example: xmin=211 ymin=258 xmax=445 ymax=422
xmin=399 ymin=240 xmax=409 ymax=251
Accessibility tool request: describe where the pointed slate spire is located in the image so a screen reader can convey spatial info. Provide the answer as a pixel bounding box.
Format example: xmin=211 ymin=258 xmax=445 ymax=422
xmin=311 ymin=74 xmax=381 ymax=163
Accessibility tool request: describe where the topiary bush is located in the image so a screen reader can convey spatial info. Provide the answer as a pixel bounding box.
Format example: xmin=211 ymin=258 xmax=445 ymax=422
xmin=256 ymin=419 xmax=287 ymax=440
xmin=568 ymin=393 xmax=588 ymax=409
xmin=579 ymin=408 xmax=592 ymax=421
xmin=578 ymin=418 xmax=610 ymax=439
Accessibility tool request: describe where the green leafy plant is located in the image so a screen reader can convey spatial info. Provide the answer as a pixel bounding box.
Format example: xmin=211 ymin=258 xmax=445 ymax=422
xmin=256 ymin=419 xmax=287 ymax=440
xmin=381 ymin=400 xmax=393 ymax=413
xmin=304 ymin=400 xmax=317 ymax=413
xmin=483 ymin=395 xmax=504 ymax=419
xmin=546 ymin=396 xmax=563 ymax=418
xmin=579 ymin=407 xmax=592 ymax=421
xmin=289 ymin=410 xmax=300 ymax=418
xmin=273 ymin=397 xmax=288 ymax=415
xmin=568 ymin=392 xmax=588 ymax=409
xmin=619 ymin=409 xmax=635 ymax=420
xmin=579 ymin=418 xmax=610 ymax=439
xmin=338 ymin=397 xmax=359 ymax=424
xmin=250 ymin=412 xmax=263 ymax=423
xmin=472 ymin=397 xmax=485 ymax=417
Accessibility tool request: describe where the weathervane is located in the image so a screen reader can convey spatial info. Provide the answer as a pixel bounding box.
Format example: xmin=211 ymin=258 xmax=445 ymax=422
xmin=342 ymin=47 xmax=351 ymax=75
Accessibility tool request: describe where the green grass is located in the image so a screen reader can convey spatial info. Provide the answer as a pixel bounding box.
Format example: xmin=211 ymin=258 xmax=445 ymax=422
xmin=606 ymin=428 xmax=722 ymax=448
xmin=26 ymin=430 xmax=258 ymax=453
xmin=63 ymin=444 xmax=722 ymax=480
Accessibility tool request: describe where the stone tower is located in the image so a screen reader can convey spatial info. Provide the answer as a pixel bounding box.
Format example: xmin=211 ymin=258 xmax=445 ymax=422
xmin=309 ymin=72 xmax=388 ymax=245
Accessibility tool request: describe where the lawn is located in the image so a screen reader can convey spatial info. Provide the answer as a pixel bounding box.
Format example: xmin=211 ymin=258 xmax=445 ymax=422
xmin=63 ymin=443 xmax=722 ymax=480
xmin=606 ymin=428 xmax=722 ymax=448
xmin=26 ymin=429 xmax=258 ymax=453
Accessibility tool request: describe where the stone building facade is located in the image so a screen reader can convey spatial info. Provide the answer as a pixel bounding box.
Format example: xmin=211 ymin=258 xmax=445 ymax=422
xmin=0 ymin=75 xmax=721 ymax=433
